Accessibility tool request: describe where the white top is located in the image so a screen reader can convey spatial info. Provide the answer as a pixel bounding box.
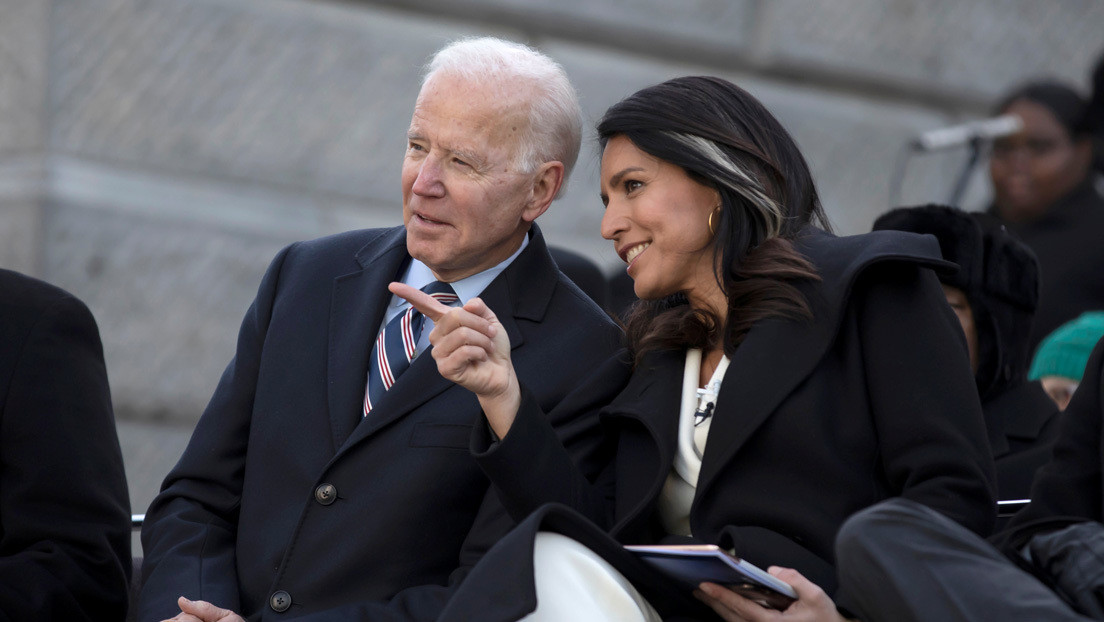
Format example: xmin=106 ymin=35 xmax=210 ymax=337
xmin=381 ymin=233 xmax=530 ymax=354
xmin=658 ymin=348 xmax=730 ymax=537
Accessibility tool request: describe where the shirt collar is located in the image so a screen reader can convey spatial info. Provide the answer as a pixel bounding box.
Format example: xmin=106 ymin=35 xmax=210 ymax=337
xmin=390 ymin=232 xmax=531 ymax=312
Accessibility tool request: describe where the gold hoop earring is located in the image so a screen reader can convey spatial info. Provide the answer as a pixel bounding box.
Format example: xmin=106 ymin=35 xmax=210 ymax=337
xmin=707 ymin=206 xmax=721 ymax=235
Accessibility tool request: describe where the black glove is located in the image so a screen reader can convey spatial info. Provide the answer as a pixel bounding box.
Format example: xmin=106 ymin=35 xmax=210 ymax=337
xmin=1029 ymin=521 xmax=1104 ymax=619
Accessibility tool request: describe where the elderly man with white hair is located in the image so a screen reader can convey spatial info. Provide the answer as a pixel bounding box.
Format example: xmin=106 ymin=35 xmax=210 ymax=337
xmin=139 ymin=37 xmax=623 ymax=622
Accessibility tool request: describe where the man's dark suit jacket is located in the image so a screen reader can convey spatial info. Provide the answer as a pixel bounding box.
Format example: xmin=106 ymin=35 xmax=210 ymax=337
xmin=138 ymin=225 xmax=623 ymax=621
xmin=0 ymin=269 xmax=132 ymax=621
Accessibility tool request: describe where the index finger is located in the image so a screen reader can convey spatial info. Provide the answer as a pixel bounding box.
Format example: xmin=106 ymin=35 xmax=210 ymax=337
xmin=388 ymin=282 xmax=452 ymax=321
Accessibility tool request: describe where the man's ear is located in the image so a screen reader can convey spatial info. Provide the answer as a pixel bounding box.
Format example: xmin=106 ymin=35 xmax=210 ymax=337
xmin=521 ymin=161 xmax=565 ymax=223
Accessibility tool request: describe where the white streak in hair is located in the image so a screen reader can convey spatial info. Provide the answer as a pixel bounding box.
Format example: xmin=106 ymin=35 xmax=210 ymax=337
xmin=663 ymin=132 xmax=784 ymax=238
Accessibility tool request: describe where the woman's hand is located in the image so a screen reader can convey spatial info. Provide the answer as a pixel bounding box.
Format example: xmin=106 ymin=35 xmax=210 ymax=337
xmin=389 ymin=282 xmax=520 ymax=437
xmin=695 ymin=567 xmax=848 ymax=622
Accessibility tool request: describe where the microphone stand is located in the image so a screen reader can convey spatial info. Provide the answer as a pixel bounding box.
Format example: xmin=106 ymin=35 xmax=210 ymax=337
xmin=947 ymin=136 xmax=983 ymax=208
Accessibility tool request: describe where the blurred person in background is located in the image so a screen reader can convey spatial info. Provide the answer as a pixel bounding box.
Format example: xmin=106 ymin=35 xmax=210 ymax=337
xmin=874 ymin=204 xmax=1060 ymax=500
xmin=1029 ymin=311 xmax=1104 ymax=410
xmin=986 ymin=81 xmax=1104 ymax=356
xmin=0 ymin=269 xmax=132 ymax=621
xmin=549 ymin=246 xmax=609 ymax=310
xmin=1088 ymin=50 xmax=1104 ymax=182
xmin=607 ymin=267 xmax=638 ymax=322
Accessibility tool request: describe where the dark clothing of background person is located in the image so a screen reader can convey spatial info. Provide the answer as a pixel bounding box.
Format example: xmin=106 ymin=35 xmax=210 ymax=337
xmin=437 ymin=228 xmax=998 ymax=622
xmin=979 ymin=381 xmax=1062 ymax=499
xmin=836 ymin=336 xmax=1104 ymax=621
xmin=0 ymin=269 xmax=132 ymax=621
xmin=989 ymin=179 xmax=1104 ymax=356
xmin=985 ymin=81 xmax=1102 ymax=357
xmin=874 ymin=204 xmax=1060 ymax=499
xmin=606 ymin=269 xmax=637 ymax=321
xmin=549 ymin=246 xmax=610 ymax=310
xmin=138 ymin=226 xmax=623 ymax=621
xmin=996 ymin=335 xmax=1104 ymax=550
xmin=1089 ymin=48 xmax=1104 ymax=176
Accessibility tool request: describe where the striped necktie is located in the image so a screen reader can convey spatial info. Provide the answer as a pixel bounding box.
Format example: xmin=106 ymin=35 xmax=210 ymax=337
xmin=363 ymin=281 xmax=459 ymax=416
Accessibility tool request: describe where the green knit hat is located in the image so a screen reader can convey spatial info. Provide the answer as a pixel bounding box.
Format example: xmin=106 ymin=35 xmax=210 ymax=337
xmin=1028 ymin=311 xmax=1104 ymax=381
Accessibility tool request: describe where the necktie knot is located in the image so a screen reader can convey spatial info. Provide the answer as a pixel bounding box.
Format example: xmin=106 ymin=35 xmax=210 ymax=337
xmin=421 ymin=280 xmax=459 ymax=307
xmin=404 ymin=281 xmax=459 ymax=351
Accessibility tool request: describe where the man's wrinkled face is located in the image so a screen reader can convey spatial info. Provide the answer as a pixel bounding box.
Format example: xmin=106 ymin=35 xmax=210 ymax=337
xmin=402 ymin=73 xmax=538 ymax=282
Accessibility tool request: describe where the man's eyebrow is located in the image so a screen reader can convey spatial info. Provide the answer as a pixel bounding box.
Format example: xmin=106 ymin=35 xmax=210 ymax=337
xmin=449 ymin=147 xmax=484 ymax=165
xmin=402 ymin=134 xmax=488 ymax=170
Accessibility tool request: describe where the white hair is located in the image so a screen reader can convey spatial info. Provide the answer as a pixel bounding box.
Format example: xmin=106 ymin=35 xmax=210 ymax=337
xmin=424 ymin=37 xmax=583 ymax=194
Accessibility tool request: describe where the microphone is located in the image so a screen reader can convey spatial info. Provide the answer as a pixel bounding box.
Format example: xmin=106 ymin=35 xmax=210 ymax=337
xmin=911 ymin=115 xmax=1023 ymax=152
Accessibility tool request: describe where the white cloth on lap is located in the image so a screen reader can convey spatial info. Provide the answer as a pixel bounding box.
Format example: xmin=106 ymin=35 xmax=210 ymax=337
xmin=522 ymin=532 xmax=662 ymax=622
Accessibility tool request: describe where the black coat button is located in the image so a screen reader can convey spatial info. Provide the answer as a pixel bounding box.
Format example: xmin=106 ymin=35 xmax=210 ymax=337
xmin=270 ymin=590 xmax=291 ymax=612
xmin=314 ymin=483 xmax=337 ymax=505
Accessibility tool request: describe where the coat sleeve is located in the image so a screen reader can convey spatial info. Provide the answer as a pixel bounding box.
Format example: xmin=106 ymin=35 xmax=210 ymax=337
xmin=0 ymin=289 xmax=131 ymax=621
xmin=138 ymin=245 xmax=295 ymax=621
xmin=471 ymin=350 xmax=630 ymax=529
xmin=858 ymin=263 xmax=998 ymax=537
xmin=996 ymin=337 xmax=1104 ymax=548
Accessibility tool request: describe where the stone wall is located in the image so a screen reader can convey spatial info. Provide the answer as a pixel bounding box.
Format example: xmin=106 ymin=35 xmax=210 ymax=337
xmin=2 ymin=0 xmax=1101 ymax=520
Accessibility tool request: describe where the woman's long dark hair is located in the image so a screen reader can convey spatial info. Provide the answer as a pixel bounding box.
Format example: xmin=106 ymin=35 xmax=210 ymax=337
xmin=597 ymin=76 xmax=831 ymax=358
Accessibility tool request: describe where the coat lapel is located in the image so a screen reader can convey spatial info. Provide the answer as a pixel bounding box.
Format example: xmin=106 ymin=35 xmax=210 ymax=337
xmin=348 ymin=348 xmax=459 ymax=442
xmin=599 ymin=350 xmax=683 ymax=537
xmin=695 ymin=228 xmax=953 ymax=498
xmin=695 ymin=308 xmax=833 ymax=497
xmin=327 ymin=228 xmax=408 ymax=450
xmin=606 ymin=351 xmax=682 ymax=453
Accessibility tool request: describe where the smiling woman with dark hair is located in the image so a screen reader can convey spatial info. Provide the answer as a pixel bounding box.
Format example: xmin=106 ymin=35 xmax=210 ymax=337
xmin=399 ymin=76 xmax=997 ymax=622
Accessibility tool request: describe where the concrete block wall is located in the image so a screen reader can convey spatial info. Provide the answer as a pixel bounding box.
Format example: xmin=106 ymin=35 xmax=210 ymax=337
xmin=2 ymin=0 xmax=1101 ymax=522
